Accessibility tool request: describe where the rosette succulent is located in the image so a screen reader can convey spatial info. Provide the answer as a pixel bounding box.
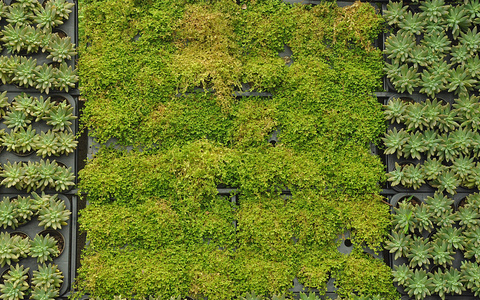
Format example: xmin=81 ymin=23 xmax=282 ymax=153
xmin=38 ymin=198 xmax=71 ymax=230
xmin=32 ymin=263 xmax=63 ymax=289
xmin=29 ymin=234 xmax=59 ymax=264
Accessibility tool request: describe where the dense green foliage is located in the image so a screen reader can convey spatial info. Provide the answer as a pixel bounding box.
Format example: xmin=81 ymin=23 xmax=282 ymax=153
xmin=77 ymin=0 xmax=397 ymax=298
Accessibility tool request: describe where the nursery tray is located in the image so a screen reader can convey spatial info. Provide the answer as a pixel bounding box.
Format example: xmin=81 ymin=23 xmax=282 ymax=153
xmin=0 ymin=194 xmax=77 ymax=297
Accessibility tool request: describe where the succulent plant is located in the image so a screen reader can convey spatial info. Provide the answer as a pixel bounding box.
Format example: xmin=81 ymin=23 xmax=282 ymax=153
xmin=466 ymin=165 xmax=480 ymax=189
xmin=32 ymin=263 xmax=63 ymax=289
xmin=453 ymin=93 xmax=480 ymax=121
xmin=30 ymin=286 xmax=59 ymax=300
xmin=383 ymin=97 xmax=407 ymax=124
xmin=406 ymin=237 xmax=431 ymax=267
xmin=391 ymin=64 xmax=420 ymax=94
xmin=459 ymin=26 xmax=480 ymax=55
xmin=0 ymin=232 xmax=20 ymax=267
xmin=423 ymin=99 xmax=444 ymax=128
xmin=451 ymin=128 xmax=475 ymax=155
xmin=452 ymin=155 xmax=475 ymax=187
xmin=422 ymin=158 xmax=445 ymax=182
xmin=3 ymin=263 xmax=29 ymax=286
xmin=14 ymin=236 xmax=30 ymax=259
xmin=0 ymin=279 xmax=29 ymax=300
xmin=460 ymin=261 xmax=480 ymax=296
xmin=455 ymin=204 xmax=480 ymax=229
xmin=1 ymin=24 xmax=27 ymax=53
xmin=443 ymin=267 xmax=465 ymax=296
xmin=11 ymin=56 xmax=37 ymax=88
xmin=16 ymin=0 xmax=40 ymax=11
xmin=384 ymin=1 xmax=409 ymax=26
xmin=408 ymin=45 xmax=430 ymax=69
xmin=383 ymin=127 xmax=408 ymax=157
xmin=465 ymin=55 xmax=480 ymax=79
xmin=385 ymin=32 xmax=416 ymax=64
xmin=405 ymin=269 xmax=432 ymax=300
xmin=425 ymin=191 xmax=454 ymax=219
xmin=51 ymin=0 xmax=75 ymax=20
xmin=422 ymin=31 xmax=451 ymax=54
xmin=387 ymin=163 xmax=407 ymax=187
xmin=0 ymin=56 xmax=16 ymax=84
xmin=445 ymin=5 xmax=471 ymax=38
xmin=47 ymin=35 xmax=76 ymax=63
xmin=0 ymin=161 xmax=25 ymax=190
xmin=398 ymin=11 xmax=425 ymax=35
xmin=413 ymin=203 xmax=433 ymax=231
xmin=56 ymin=131 xmax=77 ymax=156
xmin=403 ymin=132 xmax=426 ymax=159
xmin=0 ymin=91 xmax=10 ymax=118
xmin=463 ymin=226 xmax=480 ymax=249
xmin=3 ymin=109 xmax=31 ymax=131
xmin=39 ymin=31 xmax=53 ymax=53
xmin=402 ymin=163 xmax=425 ymax=189
xmin=0 ymin=197 xmax=19 ymax=230
xmin=419 ymin=70 xmax=446 ymax=97
xmin=33 ymin=2 xmax=64 ymax=30
xmin=35 ymin=130 xmax=59 ymax=158
xmin=429 ymin=269 xmax=449 ymax=300
xmin=393 ymin=263 xmax=412 ymax=286
xmin=437 ymin=103 xmax=459 ymax=132
xmin=11 ymin=125 xmax=38 ymax=154
xmin=43 ymin=100 xmax=75 ymax=131
xmin=38 ymin=198 xmax=71 ymax=230
xmin=5 ymin=3 xmax=33 ymax=26
xmin=53 ymin=62 xmax=78 ymax=92
xmin=436 ymin=133 xmax=458 ymax=162
xmin=29 ymin=234 xmax=59 ymax=264
xmin=34 ymin=64 xmax=55 ymax=94
xmin=22 ymin=161 xmax=38 ymax=192
xmin=446 ymin=65 xmax=477 ymax=97
xmin=23 ymin=25 xmax=43 ymax=54
xmin=35 ymin=159 xmax=59 ymax=190
xmin=385 ymin=231 xmax=411 ymax=259
xmin=432 ymin=170 xmax=460 ymax=194
xmin=31 ymin=192 xmax=58 ymax=212
xmin=465 ymin=0 xmax=480 ymax=22
xmin=420 ymin=0 xmax=449 ymax=22
xmin=450 ymin=43 xmax=472 ymax=66
xmin=431 ymin=240 xmax=455 ymax=267
xmin=12 ymin=93 xmax=35 ymax=117
xmin=53 ymin=164 xmax=75 ymax=192
xmin=393 ymin=199 xmax=416 ymax=234
xmin=435 ymin=225 xmax=465 ymax=251
xmin=32 ymin=96 xmax=53 ymax=122
xmin=404 ymin=102 xmax=425 ymax=131
xmin=420 ymin=130 xmax=440 ymax=158
xmin=13 ymin=195 xmax=34 ymax=224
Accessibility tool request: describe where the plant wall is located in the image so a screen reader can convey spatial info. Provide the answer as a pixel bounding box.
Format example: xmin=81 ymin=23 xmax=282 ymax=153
xmin=77 ymin=0 xmax=398 ymax=299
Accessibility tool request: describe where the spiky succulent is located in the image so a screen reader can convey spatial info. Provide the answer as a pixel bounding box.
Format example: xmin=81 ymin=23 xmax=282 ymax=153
xmin=51 ymin=0 xmax=75 ymax=20
xmin=32 ymin=96 xmax=53 ymax=122
xmin=43 ymin=100 xmax=75 ymax=131
xmin=0 ymin=232 xmax=20 ymax=267
xmin=436 ymin=225 xmax=465 ymax=251
xmin=425 ymin=191 xmax=454 ymax=219
xmin=402 ymin=163 xmax=425 ymax=189
xmin=23 ymin=25 xmax=43 ymax=54
xmin=0 ymin=279 xmax=29 ymax=300
xmin=34 ymin=64 xmax=56 ymax=94
xmin=393 ymin=200 xmax=416 ymax=234
xmin=38 ymin=198 xmax=71 ymax=230
xmin=437 ymin=104 xmax=459 ymax=132
xmin=423 ymin=99 xmax=443 ymax=128
xmin=35 ymin=159 xmax=59 ymax=190
xmin=445 ymin=5 xmax=471 ymax=38
xmin=446 ymin=66 xmax=477 ymax=97
xmin=420 ymin=0 xmax=449 ymax=20
xmin=384 ymin=97 xmax=407 ymax=124
xmin=385 ymin=231 xmax=411 ymax=259
xmin=0 ymin=197 xmax=19 ymax=230
xmin=0 ymin=91 xmax=10 ymax=118
xmin=413 ymin=203 xmax=432 ymax=231
xmin=53 ymin=164 xmax=75 ymax=192
xmin=11 ymin=125 xmax=38 ymax=154
xmin=461 ymin=261 xmax=480 ymax=296
xmin=404 ymin=102 xmax=425 ymax=131
xmin=392 ymin=263 xmax=412 ymax=287
xmin=32 ymin=263 xmax=63 ymax=289
xmin=30 ymin=286 xmax=59 ymax=300
xmin=405 ymin=269 xmax=432 ymax=300
xmin=432 ymin=170 xmax=460 ymax=194
xmin=444 ymin=267 xmax=465 ymax=296
xmin=450 ymin=43 xmax=472 ymax=66
xmin=450 ymin=128 xmax=475 ymax=155
xmin=11 ymin=56 xmax=37 ymax=88
xmin=5 ymin=3 xmax=33 ymax=26
xmin=53 ymin=62 xmax=78 ymax=92
xmin=429 ymin=270 xmax=449 ymax=300
xmin=420 ymin=130 xmax=440 ymax=158
xmin=465 ymin=55 xmax=480 ymax=78
xmin=14 ymin=236 xmax=30 ymax=259
xmin=431 ymin=240 xmax=455 ymax=267
xmin=436 ymin=133 xmax=459 ymax=162
xmin=55 ymin=130 xmax=77 ymax=156
xmin=453 ymin=94 xmax=480 ymax=121
xmin=35 ymin=130 xmax=59 ymax=158
xmin=419 ymin=69 xmax=446 ymax=97
xmin=385 ymin=32 xmax=416 ymax=64
xmin=383 ymin=127 xmax=408 ymax=157
xmin=31 ymin=192 xmax=58 ymax=212
xmin=12 ymin=93 xmax=35 ymax=116
xmin=47 ymin=35 xmax=76 ymax=63
xmin=452 ymin=155 xmax=475 ymax=186
xmin=455 ymin=204 xmax=480 ymax=229
xmin=29 ymin=234 xmax=59 ymax=264
xmin=459 ymin=26 xmax=480 ymax=55
xmin=33 ymin=2 xmax=63 ymax=30
xmin=0 ymin=161 xmax=25 ymax=190
xmin=402 ymin=131 xmax=426 ymax=159
xmin=386 ymin=162 xmax=406 ymax=186
xmin=384 ymin=1 xmax=409 ymax=26
xmin=0 ymin=56 xmax=16 ymax=85
xmin=13 ymin=195 xmax=34 ymax=224
xmin=2 ymin=264 xmax=30 ymax=286
xmin=1 ymin=24 xmax=27 ymax=53
xmin=398 ymin=11 xmax=424 ymax=35
xmin=408 ymin=45 xmax=430 ymax=68
xmin=391 ymin=64 xmax=420 ymax=94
